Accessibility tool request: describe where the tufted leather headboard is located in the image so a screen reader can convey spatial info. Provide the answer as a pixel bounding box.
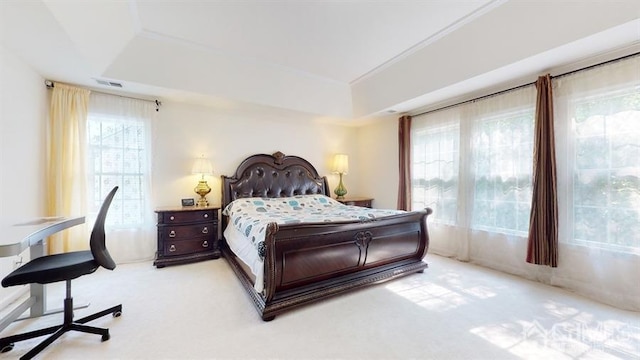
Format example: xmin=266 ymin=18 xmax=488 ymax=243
xmin=221 ymin=151 xmax=330 ymax=213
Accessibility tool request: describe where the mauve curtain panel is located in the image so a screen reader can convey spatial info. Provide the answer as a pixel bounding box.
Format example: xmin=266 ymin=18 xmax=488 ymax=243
xmin=398 ymin=115 xmax=412 ymax=211
xmin=526 ymin=74 xmax=559 ymax=267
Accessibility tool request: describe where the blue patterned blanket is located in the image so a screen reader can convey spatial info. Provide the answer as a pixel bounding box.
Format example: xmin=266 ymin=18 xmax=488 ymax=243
xmin=222 ymin=195 xmax=403 ymax=260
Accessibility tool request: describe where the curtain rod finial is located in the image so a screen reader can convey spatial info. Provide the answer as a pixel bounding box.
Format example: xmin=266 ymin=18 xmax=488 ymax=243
xmin=44 ymin=80 xmax=54 ymax=89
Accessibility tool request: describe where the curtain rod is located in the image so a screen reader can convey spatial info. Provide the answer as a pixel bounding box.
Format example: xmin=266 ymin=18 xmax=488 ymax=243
xmin=45 ymin=80 xmax=162 ymax=111
xmin=411 ymin=51 xmax=640 ymax=118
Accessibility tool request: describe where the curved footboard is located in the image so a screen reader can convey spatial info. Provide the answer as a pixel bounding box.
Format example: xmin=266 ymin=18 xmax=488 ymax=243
xmin=223 ymin=208 xmax=432 ymax=321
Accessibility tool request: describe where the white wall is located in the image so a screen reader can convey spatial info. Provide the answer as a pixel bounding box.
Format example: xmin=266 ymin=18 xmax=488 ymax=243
xmin=0 ymin=47 xmax=47 ymax=217
xmin=152 ymin=101 xmax=361 ymax=208
xmin=0 ymin=45 xmax=48 ymax=307
xmin=356 ymin=115 xmax=399 ymax=209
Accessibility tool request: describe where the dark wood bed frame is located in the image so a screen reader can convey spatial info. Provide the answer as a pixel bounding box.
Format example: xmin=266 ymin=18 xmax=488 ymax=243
xmin=221 ymin=151 xmax=432 ymax=321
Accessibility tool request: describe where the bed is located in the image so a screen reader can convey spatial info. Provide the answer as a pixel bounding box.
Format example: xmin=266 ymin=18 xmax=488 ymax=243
xmin=221 ymin=151 xmax=432 ymax=321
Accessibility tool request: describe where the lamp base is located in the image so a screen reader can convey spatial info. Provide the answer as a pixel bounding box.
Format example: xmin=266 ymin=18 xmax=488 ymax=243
xmin=196 ymin=196 xmax=209 ymax=207
xmin=194 ymin=180 xmax=211 ymax=207
xmin=334 ymin=173 xmax=347 ymax=200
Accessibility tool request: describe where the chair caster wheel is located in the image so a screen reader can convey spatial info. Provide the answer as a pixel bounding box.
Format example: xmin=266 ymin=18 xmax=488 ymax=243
xmin=102 ymin=333 xmax=110 ymax=342
xmin=1 ymin=343 xmax=15 ymax=353
xmin=113 ymin=310 xmax=122 ymax=317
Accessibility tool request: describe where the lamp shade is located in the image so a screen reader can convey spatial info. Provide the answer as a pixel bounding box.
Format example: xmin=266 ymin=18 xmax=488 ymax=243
xmin=332 ymin=154 xmax=349 ymax=175
xmin=192 ymin=156 xmax=213 ymax=175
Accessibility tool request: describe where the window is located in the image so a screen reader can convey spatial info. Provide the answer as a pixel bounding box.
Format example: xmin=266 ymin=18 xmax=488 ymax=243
xmin=556 ymin=66 xmax=640 ymax=253
xmin=86 ymin=93 xmax=154 ymax=229
xmin=470 ymin=109 xmax=534 ymax=235
xmin=87 ymin=116 xmax=148 ymax=227
xmin=411 ymin=55 xmax=639 ymax=255
xmin=411 ymin=86 xmax=535 ymax=236
xmin=412 ymin=118 xmax=459 ymax=224
xmin=408 ymin=55 xmax=639 ymax=311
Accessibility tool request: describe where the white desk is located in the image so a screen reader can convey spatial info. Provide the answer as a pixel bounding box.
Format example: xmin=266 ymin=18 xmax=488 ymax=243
xmin=0 ymin=216 xmax=85 ymax=332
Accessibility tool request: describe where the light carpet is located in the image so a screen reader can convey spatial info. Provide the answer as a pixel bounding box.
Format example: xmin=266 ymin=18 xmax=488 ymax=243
xmin=0 ymin=254 xmax=638 ymax=359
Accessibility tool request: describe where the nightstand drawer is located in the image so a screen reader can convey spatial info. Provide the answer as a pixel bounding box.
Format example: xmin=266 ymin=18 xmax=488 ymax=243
xmin=160 ymin=223 xmax=214 ymax=240
xmin=163 ymin=237 xmax=213 ymax=256
xmin=158 ymin=209 xmax=215 ymax=224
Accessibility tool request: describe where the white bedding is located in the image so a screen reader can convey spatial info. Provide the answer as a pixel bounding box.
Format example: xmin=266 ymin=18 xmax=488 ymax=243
xmin=224 ymin=223 xmax=265 ymax=292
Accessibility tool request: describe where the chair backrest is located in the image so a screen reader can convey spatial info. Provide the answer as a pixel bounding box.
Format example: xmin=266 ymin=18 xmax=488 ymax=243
xmin=90 ymin=186 xmax=118 ymax=270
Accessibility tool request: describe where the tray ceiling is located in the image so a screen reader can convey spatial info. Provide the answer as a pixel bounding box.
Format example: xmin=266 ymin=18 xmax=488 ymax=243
xmin=1 ymin=1 xmax=638 ymax=123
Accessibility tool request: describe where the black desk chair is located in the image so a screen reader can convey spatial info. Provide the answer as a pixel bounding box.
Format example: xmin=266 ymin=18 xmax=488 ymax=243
xmin=0 ymin=186 xmax=123 ymax=359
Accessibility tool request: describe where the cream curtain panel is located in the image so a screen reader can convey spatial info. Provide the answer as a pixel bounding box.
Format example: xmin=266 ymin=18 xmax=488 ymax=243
xmin=551 ymin=56 xmax=640 ymax=310
xmin=46 ymin=83 xmax=90 ymax=253
xmin=412 ymin=85 xmax=537 ymax=267
xmin=410 ymin=55 xmax=640 ymax=310
xmin=87 ymin=92 xmax=156 ymax=263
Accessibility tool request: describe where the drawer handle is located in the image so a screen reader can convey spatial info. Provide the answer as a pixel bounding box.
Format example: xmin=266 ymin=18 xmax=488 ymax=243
xmin=204 ymin=213 xmax=209 ymax=218
xmin=202 ymin=240 xmax=208 ymax=247
xmin=169 ymin=230 xmax=176 ymax=238
xmin=169 ymin=244 xmax=176 ymax=252
xmin=202 ymin=227 xmax=208 ymax=234
xmin=170 ymin=216 xmax=175 ymax=221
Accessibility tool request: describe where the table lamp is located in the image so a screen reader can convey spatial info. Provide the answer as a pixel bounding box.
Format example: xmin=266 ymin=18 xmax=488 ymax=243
xmin=332 ymin=154 xmax=349 ymax=199
xmin=192 ymin=155 xmax=213 ymax=206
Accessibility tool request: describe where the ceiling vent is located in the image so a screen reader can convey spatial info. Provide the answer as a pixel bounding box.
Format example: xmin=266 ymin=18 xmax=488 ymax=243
xmin=95 ymin=79 xmax=123 ymax=88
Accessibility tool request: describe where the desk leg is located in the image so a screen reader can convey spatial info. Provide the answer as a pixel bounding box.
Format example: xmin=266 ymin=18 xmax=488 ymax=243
xmin=0 ymin=296 xmax=36 ymax=332
xmin=27 ymin=239 xmax=47 ymax=317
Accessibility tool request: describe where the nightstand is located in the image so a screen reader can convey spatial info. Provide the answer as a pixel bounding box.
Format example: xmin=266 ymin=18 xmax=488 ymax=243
xmin=335 ymin=197 xmax=373 ymax=208
xmin=154 ymin=206 xmax=220 ymax=268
